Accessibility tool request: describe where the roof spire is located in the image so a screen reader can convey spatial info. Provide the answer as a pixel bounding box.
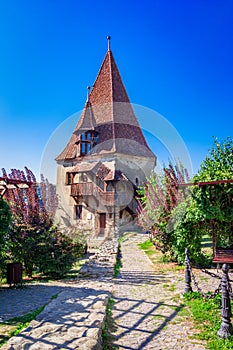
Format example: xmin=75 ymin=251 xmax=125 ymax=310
xmin=107 ymin=35 xmax=111 ymax=51
xmin=86 ymin=85 xmax=90 ymax=102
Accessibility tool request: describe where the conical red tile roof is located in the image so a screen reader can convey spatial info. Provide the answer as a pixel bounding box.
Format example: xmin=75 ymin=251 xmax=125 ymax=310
xmin=56 ymin=48 xmax=155 ymax=161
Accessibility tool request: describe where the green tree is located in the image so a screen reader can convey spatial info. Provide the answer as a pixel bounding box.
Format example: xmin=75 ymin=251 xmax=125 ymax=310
xmin=2 ymin=167 xmax=85 ymax=279
xmin=35 ymin=227 xmax=85 ymax=278
xmin=0 ymin=198 xmax=12 ymax=277
xmin=137 ymin=162 xmax=189 ymax=255
xmin=7 ymin=223 xmax=51 ymax=277
xmin=169 ymin=196 xmax=206 ymax=263
xmin=171 ymin=136 xmax=233 ymax=263
xmin=138 ymin=138 xmax=233 ymax=264
xmin=192 ymin=137 xmax=233 ymax=248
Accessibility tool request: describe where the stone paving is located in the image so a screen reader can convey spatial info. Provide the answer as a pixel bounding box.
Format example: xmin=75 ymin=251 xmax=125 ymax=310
xmin=0 ymin=231 xmax=226 ymax=349
xmin=0 ymin=284 xmax=64 ymax=322
xmin=111 ymin=233 xmax=206 ymax=350
xmin=1 ymin=280 xmax=112 ymax=350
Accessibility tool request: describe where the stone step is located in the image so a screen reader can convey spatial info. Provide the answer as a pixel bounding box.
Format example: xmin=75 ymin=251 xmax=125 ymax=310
xmin=87 ymin=237 xmax=106 ymax=251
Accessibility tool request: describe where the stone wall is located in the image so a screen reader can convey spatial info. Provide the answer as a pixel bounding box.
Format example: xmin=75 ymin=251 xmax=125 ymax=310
xmin=79 ymin=238 xmax=119 ymax=279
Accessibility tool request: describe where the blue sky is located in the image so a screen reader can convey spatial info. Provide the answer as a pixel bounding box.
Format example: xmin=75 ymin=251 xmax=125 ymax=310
xmin=0 ymin=0 xmax=233 ymax=183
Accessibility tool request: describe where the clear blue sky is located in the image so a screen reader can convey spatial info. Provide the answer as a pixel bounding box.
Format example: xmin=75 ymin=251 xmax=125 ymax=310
xmin=0 ymin=0 xmax=233 ymax=182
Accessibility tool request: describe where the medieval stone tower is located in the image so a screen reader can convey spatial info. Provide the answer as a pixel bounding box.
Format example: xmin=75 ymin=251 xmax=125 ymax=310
xmin=56 ymin=38 xmax=156 ymax=237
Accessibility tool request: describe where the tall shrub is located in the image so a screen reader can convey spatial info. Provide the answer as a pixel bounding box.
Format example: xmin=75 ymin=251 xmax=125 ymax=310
xmin=137 ymin=162 xmax=189 ymax=255
xmin=0 ymin=198 xmax=12 ymax=277
xmin=35 ymin=226 xmax=85 ymax=278
xmin=192 ymin=137 xmax=233 ymax=248
xmin=171 ymin=137 xmax=233 ymax=262
xmin=2 ymin=167 xmax=84 ymax=278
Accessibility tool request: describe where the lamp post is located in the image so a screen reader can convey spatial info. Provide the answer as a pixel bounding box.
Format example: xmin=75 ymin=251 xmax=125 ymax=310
xmin=218 ymin=264 xmax=233 ymax=338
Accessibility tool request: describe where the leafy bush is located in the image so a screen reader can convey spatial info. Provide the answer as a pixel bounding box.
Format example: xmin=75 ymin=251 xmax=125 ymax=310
xmin=7 ymin=224 xmax=85 ymax=279
xmin=1 ymin=168 xmax=86 ymax=279
xmin=35 ymin=227 xmax=85 ymax=278
xmin=192 ymin=137 xmax=233 ymax=249
xmin=138 ymin=137 xmax=233 ymax=265
xmin=7 ymin=223 xmax=51 ymax=277
xmin=0 ymin=198 xmax=12 ymax=278
xmin=137 ymin=162 xmax=189 ymax=254
xmin=169 ymin=197 xmax=205 ymax=263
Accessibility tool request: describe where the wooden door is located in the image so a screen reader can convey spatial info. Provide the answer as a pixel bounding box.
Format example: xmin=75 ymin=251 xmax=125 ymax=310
xmin=99 ymin=213 xmax=106 ymax=229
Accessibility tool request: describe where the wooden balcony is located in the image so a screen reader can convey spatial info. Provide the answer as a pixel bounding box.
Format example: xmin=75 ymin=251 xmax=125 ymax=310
xmin=70 ymin=182 xmax=133 ymax=207
xmin=71 ymin=182 xmax=115 ymax=205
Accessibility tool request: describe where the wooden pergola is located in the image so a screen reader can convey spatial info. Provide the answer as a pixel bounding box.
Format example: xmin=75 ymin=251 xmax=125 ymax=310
xmin=179 ymin=179 xmax=233 ymax=188
xmin=179 ymin=179 xmax=233 ymax=264
xmin=0 ymin=177 xmax=33 ymax=198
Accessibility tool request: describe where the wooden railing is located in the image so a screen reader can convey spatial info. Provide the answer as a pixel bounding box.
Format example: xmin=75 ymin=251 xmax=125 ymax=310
xmin=71 ymin=182 xmax=93 ymax=196
xmin=70 ymin=182 xmax=134 ymax=207
xmin=71 ymin=182 xmax=115 ymax=205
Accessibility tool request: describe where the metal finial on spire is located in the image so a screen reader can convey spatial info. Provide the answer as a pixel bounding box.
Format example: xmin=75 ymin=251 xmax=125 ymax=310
xmin=107 ymin=36 xmax=111 ymax=51
xmin=86 ymin=86 xmax=90 ymax=102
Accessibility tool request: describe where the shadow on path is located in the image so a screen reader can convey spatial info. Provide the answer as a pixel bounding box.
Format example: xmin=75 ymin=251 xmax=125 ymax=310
xmin=111 ymin=295 xmax=184 ymax=350
xmin=115 ymin=270 xmax=170 ymax=285
xmin=0 ymin=284 xmax=64 ymax=322
xmin=1 ymin=285 xmax=110 ymax=349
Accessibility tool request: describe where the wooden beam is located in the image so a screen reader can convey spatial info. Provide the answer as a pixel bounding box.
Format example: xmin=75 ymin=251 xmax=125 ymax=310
xmin=179 ymin=179 xmax=233 ymax=188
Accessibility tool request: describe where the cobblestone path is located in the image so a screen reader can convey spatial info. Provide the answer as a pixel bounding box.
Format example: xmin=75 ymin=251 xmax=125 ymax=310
xmin=1 ymin=232 xmax=222 ymax=349
xmin=0 ymin=284 xmax=64 ymax=322
xmin=111 ymin=233 xmax=206 ymax=349
xmin=1 ymin=280 xmax=112 ymax=349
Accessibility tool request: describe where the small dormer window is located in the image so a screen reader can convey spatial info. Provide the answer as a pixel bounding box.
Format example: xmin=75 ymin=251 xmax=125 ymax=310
xmin=80 ymin=130 xmax=99 ymax=156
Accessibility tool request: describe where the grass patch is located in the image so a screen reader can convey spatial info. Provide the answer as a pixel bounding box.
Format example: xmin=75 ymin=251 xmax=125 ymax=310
xmin=171 ymin=293 xmax=182 ymax=303
xmin=8 ymin=258 xmax=87 ymax=286
xmin=0 ymin=291 xmax=60 ymax=347
xmin=113 ymin=243 xmax=121 ymax=278
xmin=63 ymin=259 xmax=86 ymax=280
xmin=138 ymin=239 xmax=156 ymax=257
xmin=138 ymin=239 xmax=185 ymax=274
xmin=201 ymin=234 xmax=212 ymax=248
xmin=138 ymin=239 xmax=154 ymax=250
xmin=153 ymin=314 xmax=165 ymax=320
xmin=162 ymin=283 xmax=176 ymax=292
xmin=102 ymin=298 xmax=118 ymax=350
xmin=158 ymin=255 xmax=171 ymax=263
xmin=0 ymin=306 xmax=45 ymax=347
xmin=199 ymin=276 xmax=209 ymax=282
xmin=118 ymin=232 xmax=136 ymax=243
xmin=183 ymin=292 xmax=233 ymax=349
xmin=177 ymin=306 xmax=190 ymax=317
xmin=114 ymin=256 xmax=121 ymax=278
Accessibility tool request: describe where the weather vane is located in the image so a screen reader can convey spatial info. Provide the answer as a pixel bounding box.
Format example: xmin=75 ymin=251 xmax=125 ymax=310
xmin=107 ymin=35 xmax=111 ymax=51
xmin=87 ymin=86 xmax=90 ymax=102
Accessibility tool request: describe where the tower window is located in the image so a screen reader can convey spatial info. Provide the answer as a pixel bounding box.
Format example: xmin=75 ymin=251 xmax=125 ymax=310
xmin=66 ymin=172 xmax=73 ymax=185
xmin=80 ymin=130 xmax=99 ymax=156
xmin=81 ymin=143 xmax=86 ymax=154
xmin=75 ymin=205 xmax=82 ymax=220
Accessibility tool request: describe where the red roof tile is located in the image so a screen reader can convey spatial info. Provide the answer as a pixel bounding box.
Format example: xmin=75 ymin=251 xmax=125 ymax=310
xmin=56 ymin=49 xmax=155 ymax=161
